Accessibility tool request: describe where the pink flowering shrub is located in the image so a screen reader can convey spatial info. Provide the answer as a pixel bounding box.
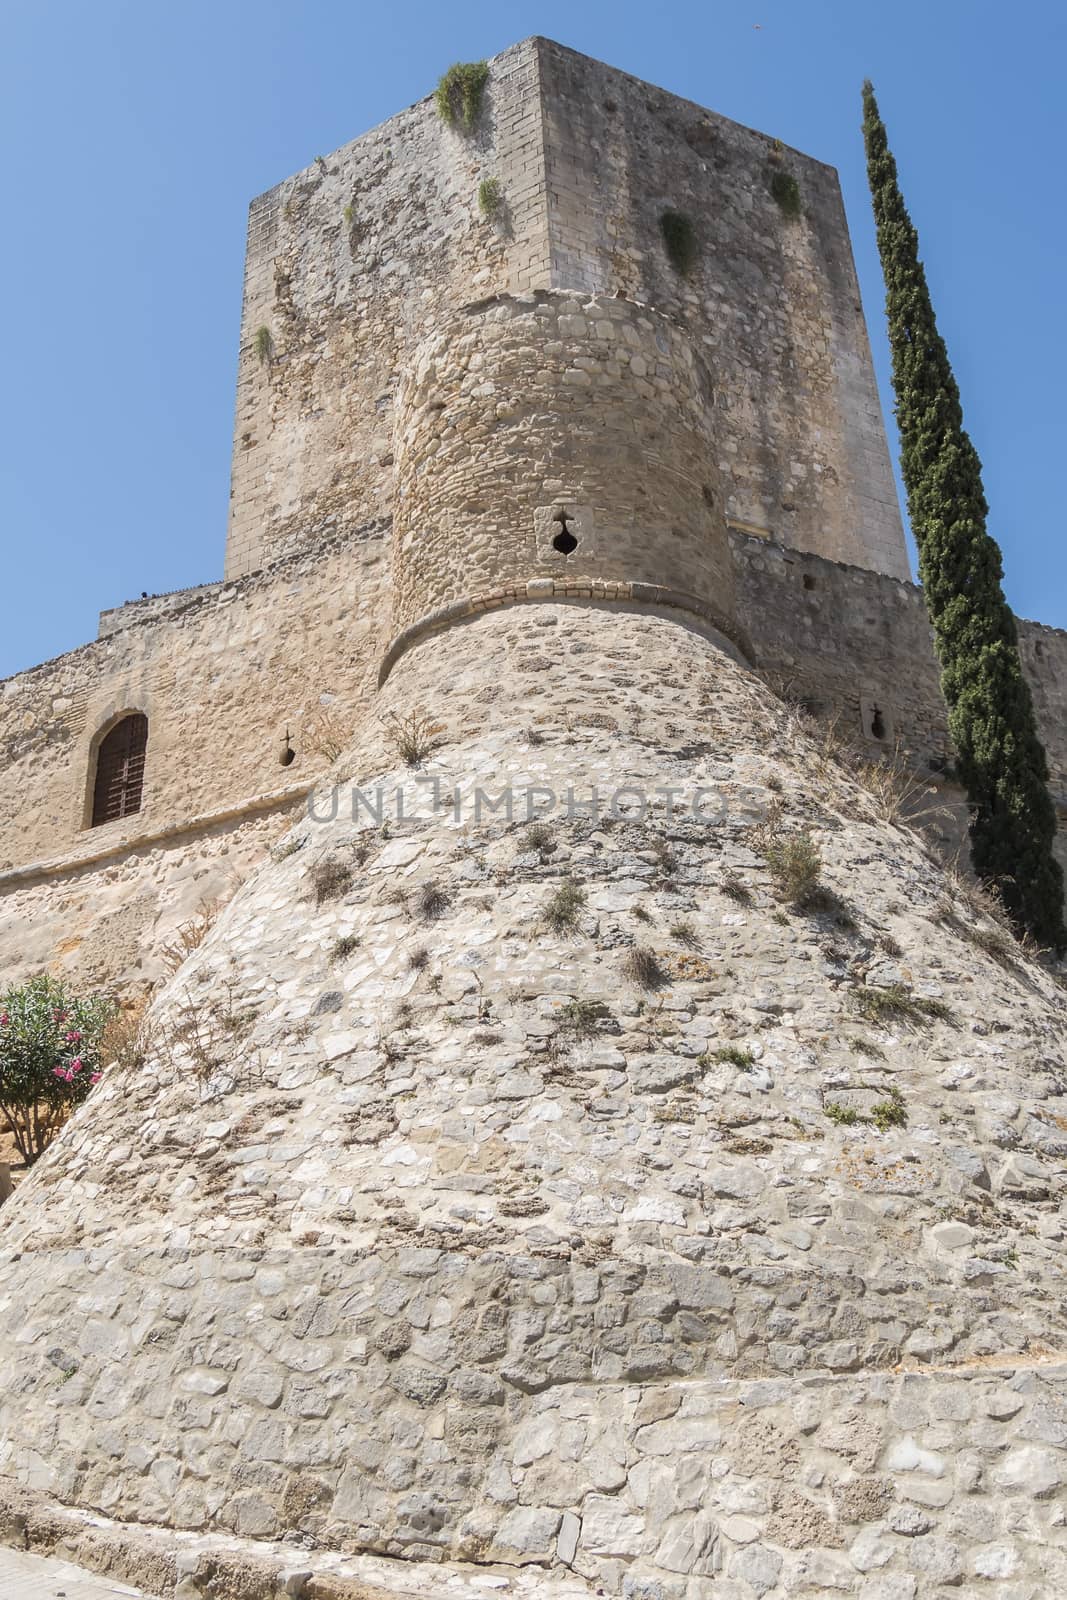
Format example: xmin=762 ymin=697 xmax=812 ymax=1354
xmin=0 ymin=974 xmax=117 ymax=1165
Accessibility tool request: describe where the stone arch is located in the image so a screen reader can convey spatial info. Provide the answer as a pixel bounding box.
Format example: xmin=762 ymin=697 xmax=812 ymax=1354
xmin=83 ymin=709 xmax=149 ymax=829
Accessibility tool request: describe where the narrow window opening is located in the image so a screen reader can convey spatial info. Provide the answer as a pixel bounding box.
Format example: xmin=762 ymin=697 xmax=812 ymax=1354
xmin=870 ymin=705 xmax=886 ymax=740
xmin=802 ymin=573 xmax=816 ymax=591
xmin=552 ymin=510 xmax=578 ymax=555
xmin=279 ymin=729 xmax=296 ymax=767
xmin=91 ymin=714 xmax=148 ymax=827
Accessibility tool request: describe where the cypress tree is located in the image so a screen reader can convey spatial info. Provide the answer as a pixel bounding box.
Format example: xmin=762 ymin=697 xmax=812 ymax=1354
xmin=862 ymin=82 xmax=1065 ymax=950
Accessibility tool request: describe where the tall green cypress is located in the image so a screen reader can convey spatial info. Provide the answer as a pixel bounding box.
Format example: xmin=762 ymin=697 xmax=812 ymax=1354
xmin=862 ymin=83 xmax=1065 ymax=950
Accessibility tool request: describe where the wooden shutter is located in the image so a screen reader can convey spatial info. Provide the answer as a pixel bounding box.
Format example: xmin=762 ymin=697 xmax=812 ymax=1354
xmin=91 ymin=714 xmax=148 ymax=827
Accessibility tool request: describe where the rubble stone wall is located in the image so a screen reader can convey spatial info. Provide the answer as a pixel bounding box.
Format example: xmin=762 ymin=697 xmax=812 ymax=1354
xmin=1 ymin=606 xmax=1066 ymax=1597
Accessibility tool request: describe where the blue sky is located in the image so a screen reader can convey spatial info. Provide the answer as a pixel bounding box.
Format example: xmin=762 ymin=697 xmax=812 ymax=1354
xmin=2 ymin=0 xmax=1064 ymax=679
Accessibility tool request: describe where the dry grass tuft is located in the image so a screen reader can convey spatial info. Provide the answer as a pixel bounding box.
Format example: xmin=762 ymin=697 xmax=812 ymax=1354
xmin=99 ymin=995 xmax=150 ymax=1072
xmin=545 ymin=880 xmax=586 ymax=934
xmin=416 ymin=881 xmax=451 ymax=921
xmin=310 ymin=858 xmax=353 ymax=906
xmin=303 ymin=702 xmax=349 ymax=764
xmin=622 ymin=946 xmax=669 ymax=991
xmin=159 ymin=900 xmax=221 ymax=976
xmin=379 ymin=708 xmax=443 ymax=767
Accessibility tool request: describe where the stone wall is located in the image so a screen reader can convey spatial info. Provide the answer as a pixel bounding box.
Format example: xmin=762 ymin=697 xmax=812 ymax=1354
xmin=0 ymin=525 xmax=390 ymax=988
xmin=225 ymin=39 xmax=908 ymax=588
xmin=391 ymin=292 xmax=735 ymax=652
xmin=224 ymin=42 xmax=547 ymax=580
xmin=731 ymin=529 xmax=1067 ymax=813
xmin=2 ymin=605 xmax=1066 ymax=1596
xmin=5 ymin=513 xmax=1067 ymax=993
xmin=536 ymin=41 xmax=907 ymax=582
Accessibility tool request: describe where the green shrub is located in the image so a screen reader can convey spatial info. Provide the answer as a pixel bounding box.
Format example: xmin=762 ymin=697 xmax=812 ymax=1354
xmin=871 ymin=1090 xmax=908 ymax=1131
xmin=558 ymin=998 xmax=611 ymax=1039
xmin=763 ymin=830 xmax=822 ymax=908
xmin=254 ymin=325 xmax=273 ymax=365
xmin=711 ymin=1044 xmax=755 ymax=1070
xmin=0 ymin=975 xmax=118 ymax=1165
xmin=435 ymin=61 xmax=489 ymax=131
xmin=660 ymin=210 xmax=699 ymax=275
xmin=545 ymin=880 xmax=586 ymax=934
xmin=852 ymin=983 xmax=952 ymax=1028
xmin=769 ymin=169 xmax=802 ymax=218
xmin=478 ymin=177 xmax=502 ymax=217
xmin=824 ymin=1101 xmax=860 ymax=1126
xmin=623 ymin=946 xmax=669 ymax=991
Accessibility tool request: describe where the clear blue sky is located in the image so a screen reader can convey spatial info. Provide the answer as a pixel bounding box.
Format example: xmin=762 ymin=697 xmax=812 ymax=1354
xmin=2 ymin=0 xmax=1064 ymax=679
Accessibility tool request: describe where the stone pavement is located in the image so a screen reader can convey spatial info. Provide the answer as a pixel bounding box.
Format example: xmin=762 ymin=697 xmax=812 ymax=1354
xmin=0 ymin=1548 xmax=155 ymax=1598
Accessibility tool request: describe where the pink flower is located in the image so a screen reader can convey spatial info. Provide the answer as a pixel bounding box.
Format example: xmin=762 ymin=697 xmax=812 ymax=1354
xmin=90 ymin=1072 xmax=102 ymax=1084
xmin=0 ymin=1012 xmax=8 ymax=1025
xmin=52 ymin=1066 xmax=67 ymax=1079
xmin=69 ymin=1058 xmax=84 ymax=1073
xmin=65 ymin=1030 xmax=82 ymax=1043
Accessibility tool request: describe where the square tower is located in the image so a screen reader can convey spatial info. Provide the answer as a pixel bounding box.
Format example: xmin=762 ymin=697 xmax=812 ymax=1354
xmin=225 ymin=38 xmax=907 ymax=584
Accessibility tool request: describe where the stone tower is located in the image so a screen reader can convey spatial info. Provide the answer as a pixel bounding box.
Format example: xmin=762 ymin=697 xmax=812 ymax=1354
xmin=226 ymin=36 xmax=908 ymax=602
xmin=2 ymin=40 xmax=1066 ymax=1600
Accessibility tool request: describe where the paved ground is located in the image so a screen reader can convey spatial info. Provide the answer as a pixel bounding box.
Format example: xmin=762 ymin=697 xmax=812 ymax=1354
xmin=0 ymin=1548 xmax=157 ymax=1599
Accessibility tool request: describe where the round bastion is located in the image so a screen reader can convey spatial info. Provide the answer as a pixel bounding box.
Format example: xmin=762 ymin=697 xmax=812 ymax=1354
xmin=384 ymin=292 xmax=740 ymax=678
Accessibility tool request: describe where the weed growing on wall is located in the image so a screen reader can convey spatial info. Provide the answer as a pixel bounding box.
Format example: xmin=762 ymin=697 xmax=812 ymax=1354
xmin=254 ymin=325 xmax=273 ymax=365
xmin=622 ymin=945 xmax=669 ymax=991
xmin=769 ymin=169 xmax=802 ymax=218
xmin=478 ymin=177 xmax=502 ymax=218
xmin=659 ymin=210 xmax=699 ymax=275
xmin=851 ymin=983 xmax=952 ymax=1029
xmin=545 ymin=880 xmax=586 ymax=934
xmin=436 ymin=61 xmax=490 ymax=132
xmin=379 ymin=709 xmax=442 ymax=767
xmin=310 ymin=856 xmax=353 ymax=905
xmin=749 ymin=818 xmax=822 ymax=908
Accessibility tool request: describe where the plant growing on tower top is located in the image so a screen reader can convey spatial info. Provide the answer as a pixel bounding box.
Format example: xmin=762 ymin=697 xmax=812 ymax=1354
xmin=435 ymin=61 xmax=490 ymax=132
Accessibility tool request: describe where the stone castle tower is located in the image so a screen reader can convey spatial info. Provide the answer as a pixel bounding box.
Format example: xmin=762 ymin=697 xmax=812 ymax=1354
xmin=1 ymin=39 xmax=1066 ymax=1600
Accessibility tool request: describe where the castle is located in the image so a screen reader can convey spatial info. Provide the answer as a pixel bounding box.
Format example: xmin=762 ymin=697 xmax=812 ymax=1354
xmin=1 ymin=39 xmax=1066 ymax=1599
xmin=1 ymin=37 xmax=1064 ymax=991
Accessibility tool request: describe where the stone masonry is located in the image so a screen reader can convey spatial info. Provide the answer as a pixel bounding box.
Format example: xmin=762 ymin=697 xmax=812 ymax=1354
xmin=1 ymin=38 xmax=1066 ymax=997
xmin=2 ymin=38 xmax=1067 ymax=1600
xmin=3 ymin=609 xmax=1067 ymax=1599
